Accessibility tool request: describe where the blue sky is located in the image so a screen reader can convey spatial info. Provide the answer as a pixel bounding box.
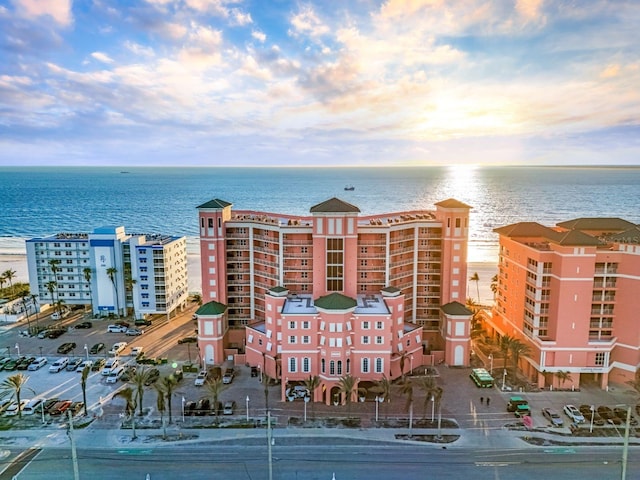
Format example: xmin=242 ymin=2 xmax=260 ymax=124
xmin=0 ymin=0 xmax=639 ymax=167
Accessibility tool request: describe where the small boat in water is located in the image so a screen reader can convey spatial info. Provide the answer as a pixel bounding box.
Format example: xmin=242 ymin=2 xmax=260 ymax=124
xmin=344 ymin=185 xmax=355 ymax=191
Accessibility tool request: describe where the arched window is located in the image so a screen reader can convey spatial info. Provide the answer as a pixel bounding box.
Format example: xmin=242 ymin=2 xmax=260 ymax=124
xmin=337 ymin=360 xmax=342 ymax=375
xmin=362 ymin=358 xmax=369 ymax=373
xmin=208 ymin=218 xmax=213 ymax=228
xmin=375 ymin=357 xmax=383 ymax=373
xmin=201 ymin=218 xmax=205 ymax=228
xmin=346 ymin=358 xmax=350 ymax=373
xmin=330 ymin=360 xmax=335 ymax=375
xmin=321 ymin=358 xmax=325 ymax=373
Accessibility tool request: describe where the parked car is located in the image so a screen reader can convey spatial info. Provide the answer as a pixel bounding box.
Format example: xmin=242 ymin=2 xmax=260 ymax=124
xmin=3 ymin=358 xmax=22 ymax=371
xmin=101 ymin=358 xmax=120 ymax=376
xmin=27 ymin=357 xmax=48 ymax=371
xmin=178 ymin=336 xmax=197 ymax=344
xmin=4 ymin=399 xmax=29 ymax=416
xmin=43 ymin=398 xmax=61 ymax=414
xmin=120 ymin=366 xmax=137 ymax=382
xmin=106 ymin=366 xmax=125 ymax=383
xmin=51 ymin=310 xmax=69 ymax=320
xmin=184 ymin=401 xmax=197 ymax=416
xmin=89 ymin=343 xmax=105 ymax=354
xmin=66 ymin=358 xmax=83 ymax=371
xmin=91 ymin=358 xmax=106 ymax=371
xmin=75 ymin=321 xmax=93 ymax=329
xmin=57 ymin=342 xmax=76 ymax=354
xmin=195 ymin=398 xmax=211 ymax=416
xmin=23 ymin=398 xmax=44 ymax=416
xmin=507 ymin=396 xmax=531 ymax=417
xmin=130 ymin=346 xmax=144 ymax=357
xmin=115 ymin=321 xmax=130 ymax=328
xmin=171 ymin=369 xmax=184 ymax=382
xmin=49 ymin=400 xmax=72 ymax=416
xmin=76 ymin=360 xmax=94 ymax=372
xmin=16 ymin=357 xmax=35 ymax=370
xmin=135 ymin=319 xmax=152 ymax=326
xmin=223 ymin=401 xmax=236 ymax=415
xmin=107 ymin=325 xmax=127 ymax=333
xmin=144 ymin=368 xmax=160 ymax=386
xmin=222 ymin=368 xmax=235 ymax=384
xmin=194 ymin=370 xmax=208 ymax=386
xmin=542 ymin=407 xmax=564 ymax=427
xmin=47 ymin=329 xmax=66 ymax=339
xmin=70 ymin=401 xmax=84 ymax=415
xmin=564 ymin=404 xmax=585 ymax=423
xmin=49 ymin=358 xmax=69 ymax=373
xmin=125 ymin=328 xmax=143 ymax=336
xmin=108 ymin=342 xmax=128 ymax=355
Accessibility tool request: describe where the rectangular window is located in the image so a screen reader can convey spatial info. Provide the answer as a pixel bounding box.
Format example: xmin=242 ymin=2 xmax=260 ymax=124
xmin=595 ymin=352 xmax=605 ymax=366
xmin=362 ymin=358 xmax=369 ymax=373
xmin=302 ymin=321 xmax=310 ymax=329
xmin=362 ymin=336 xmax=370 ymax=344
xmin=326 ymin=237 xmax=344 ymax=291
xmin=375 ymin=321 xmax=383 ymax=329
xmin=289 ymin=357 xmax=297 ymax=373
xmin=303 ymin=358 xmax=310 ymax=373
xmin=302 ymin=336 xmax=310 ymax=344
xmin=375 ymin=336 xmax=383 ymax=344
xmin=289 ymin=336 xmax=296 ymax=344
xmin=362 ymin=321 xmax=370 ymax=329
xmin=289 ymin=321 xmax=296 ymax=329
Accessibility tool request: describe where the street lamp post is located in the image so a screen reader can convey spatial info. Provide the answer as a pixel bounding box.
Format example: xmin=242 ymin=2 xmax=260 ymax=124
xmin=84 ymin=344 xmax=88 ymax=361
xmin=246 ymin=396 xmax=250 ymax=422
xmin=15 ymin=343 xmax=20 ymax=357
xmin=181 ymin=397 xmax=185 ymax=422
xmin=304 ymin=395 xmax=310 ymax=423
xmin=431 ymin=395 xmax=435 ymax=422
xmin=589 ymin=405 xmax=595 ymax=433
xmin=502 ymin=369 xmax=507 ymax=390
xmin=488 ymin=354 xmax=493 ymax=375
xmin=410 ymin=355 xmax=414 ymax=375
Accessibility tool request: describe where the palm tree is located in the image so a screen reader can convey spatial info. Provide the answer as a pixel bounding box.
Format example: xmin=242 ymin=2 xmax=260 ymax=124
xmin=509 ymin=339 xmax=531 ymax=375
xmin=203 ymin=376 xmax=224 ymax=425
xmin=124 ymin=276 xmax=137 ymax=319
xmin=80 ymin=365 xmax=90 ymax=416
xmin=0 ymin=274 xmax=5 ymax=293
xmin=417 ymin=375 xmax=439 ymax=419
xmin=399 ymin=351 xmax=408 ymax=380
xmin=0 ymin=373 xmax=35 ymax=419
xmin=47 ymin=259 xmax=61 ymax=307
xmin=262 ymin=373 xmax=272 ymax=414
xmin=2 ymin=269 xmax=16 ymax=296
xmin=114 ymin=386 xmax=137 ymax=439
xmin=128 ymin=366 xmax=152 ymax=416
xmin=499 ymin=334 xmax=515 ymax=371
xmin=369 ymin=375 xmax=391 ymax=419
xmin=45 ymin=281 xmax=57 ymax=314
xmin=400 ymin=379 xmax=414 ymax=435
xmin=30 ymin=294 xmax=40 ymax=331
xmin=160 ymin=375 xmax=178 ymax=424
xmin=83 ymin=267 xmax=93 ymax=315
xmin=21 ymin=295 xmax=32 ymax=333
xmin=490 ymin=274 xmax=498 ymax=301
xmin=469 ymin=272 xmax=480 ymax=302
xmin=106 ymin=267 xmax=119 ymax=316
xmin=555 ymin=370 xmax=572 ymax=389
xmin=303 ymin=375 xmax=321 ymax=419
xmin=337 ymin=374 xmax=357 ymax=415
xmin=155 ymin=384 xmax=167 ymax=438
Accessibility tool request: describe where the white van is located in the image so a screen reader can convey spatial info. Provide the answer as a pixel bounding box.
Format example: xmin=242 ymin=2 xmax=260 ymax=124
xmin=49 ymin=358 xmax=69 ymax=373
xmin=5 ymin=399 xmax=29 ymax=416
xmin=106 ymin=366 xmax=125 ymax=384
xmin=23 ymin=398 xmax=44 ymax=415
xmin=51 ymin=310 xmax=69 ymax=320
xmin=101 ymin=357 xmax=120 ymax=376
xmin=108 ymin=342 xmax=127 ymax=356
xmin=27 ymin=357 xmax=48 ymax=371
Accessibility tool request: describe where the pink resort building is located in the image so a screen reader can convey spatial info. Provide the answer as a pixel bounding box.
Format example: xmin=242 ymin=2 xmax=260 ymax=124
xmin=194 ymin=197 xmax=473 ymax=403
xmin=488 ymin=218 xmax=640 ymax=390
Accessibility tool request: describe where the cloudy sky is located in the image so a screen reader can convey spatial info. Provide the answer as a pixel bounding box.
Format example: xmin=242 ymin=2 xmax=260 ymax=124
xmin=1 ymin=0 xmax=639 ymax=167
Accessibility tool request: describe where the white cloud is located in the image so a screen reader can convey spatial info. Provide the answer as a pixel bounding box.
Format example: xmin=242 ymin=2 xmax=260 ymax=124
xmin=230 ymin=8 xmax=252 ymax=26
xmin=91 ymin=52 xmax=115 ymax=64
xmin=252 ymin=30 xmax=266 ymax=42
xmin=12 ymin=0 xmax=73 ymax=26
xmin=289 ymin=5 xmax=330 ymax=38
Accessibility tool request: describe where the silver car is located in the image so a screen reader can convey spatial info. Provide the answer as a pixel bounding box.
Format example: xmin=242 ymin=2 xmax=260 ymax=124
xmin=542 ymin=407 xmax=564 ymax=426
xmin=563 ymin=404 xmax=585 ymax=423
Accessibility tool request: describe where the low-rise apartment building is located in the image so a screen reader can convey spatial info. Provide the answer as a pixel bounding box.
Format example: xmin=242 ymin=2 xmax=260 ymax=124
xmin=489 ymin=218 xmax=640 ymax=389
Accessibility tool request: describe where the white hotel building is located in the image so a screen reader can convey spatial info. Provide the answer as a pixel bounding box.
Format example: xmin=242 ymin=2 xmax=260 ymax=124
xmin=26 ymin=226 xmax=188 ymax=318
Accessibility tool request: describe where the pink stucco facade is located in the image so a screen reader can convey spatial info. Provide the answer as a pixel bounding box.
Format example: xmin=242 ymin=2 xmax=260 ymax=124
xmin=195 ymin=197 xmax=473 ymax=401
xmin=488 ymin=219 xmax=640 ymax=390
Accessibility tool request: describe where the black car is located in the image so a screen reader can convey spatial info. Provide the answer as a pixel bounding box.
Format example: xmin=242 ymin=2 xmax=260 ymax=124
xmin=16 ymin=357 xmax=35 ymax=370
xmin=57 ymin=342 xmax=77 ymax=354
xmin=115 ymin=321 xmax=130 ymax=328
xmin=75 ymin=321 xmax=93 ymax=329
xmin=121 ymin=366 xmax=137 ymax=382
xmin=195 ymin=398 xmax=211 ymax=416
xmin=91 ymin=358 xmax=106 ymax=371
xmin=144 ymin=368 xmax=160 ymax=386
xmin=178 ymin=336 xmax=197 ymax=344
xmin=184 ymin=401 xmax=197 ymax=416
xmin=135 ymin=319 xmax=152 ymax=326
xmin=89 ymin=342 xmax=105 ymax=354
xmin=43 ymin=397 xmax=60 ymax=414
xmin=47 ymin=329 xmax=66 ymax=339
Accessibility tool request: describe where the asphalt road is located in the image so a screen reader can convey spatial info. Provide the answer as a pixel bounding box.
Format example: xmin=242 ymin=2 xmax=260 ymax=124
xmin=6 ymin=442 xmax=639 ymax=480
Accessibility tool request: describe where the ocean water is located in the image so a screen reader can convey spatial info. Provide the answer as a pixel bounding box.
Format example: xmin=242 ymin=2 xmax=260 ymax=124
xmin=1 ymin=166 xmax=639 ymax=263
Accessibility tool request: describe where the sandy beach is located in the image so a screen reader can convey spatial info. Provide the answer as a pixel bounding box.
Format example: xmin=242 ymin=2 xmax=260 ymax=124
xmin=1 ymin=250 xmax=495 ymax=305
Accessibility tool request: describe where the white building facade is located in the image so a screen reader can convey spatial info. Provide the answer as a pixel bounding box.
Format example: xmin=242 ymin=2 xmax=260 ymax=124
xmin=26 ymin=226 xmax=188 ymax=318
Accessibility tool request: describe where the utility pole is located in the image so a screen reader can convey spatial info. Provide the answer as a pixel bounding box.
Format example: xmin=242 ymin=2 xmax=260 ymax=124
xmin=621 ymin=405 xmax=631 ymax=480
xmin=67 ymin=410 xmax=80 ymax=480
xmin=267 ymin=411 xmax=273 ymax=480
